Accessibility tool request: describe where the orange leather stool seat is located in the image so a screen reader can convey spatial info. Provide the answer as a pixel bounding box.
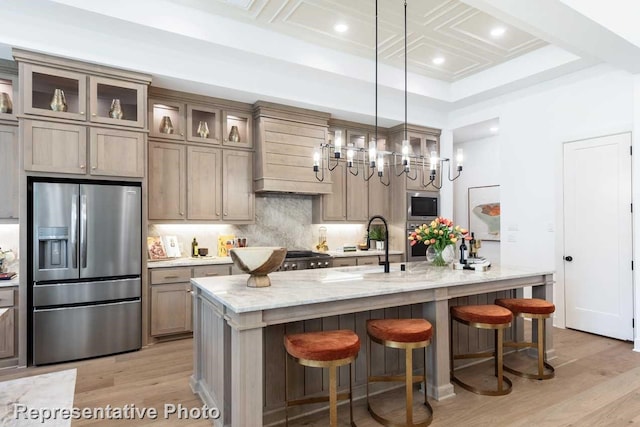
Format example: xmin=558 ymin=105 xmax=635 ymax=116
xmin=367 ymin=318 xmax=433 ymax=344
xmin=284 ymin=330 xmax=360 ymax=427
xmin=495 ymin=298 xmax=555 ymax=315
xmin=450 ymin=304 xmax=513 ymax=325
xmin=450 ymin=305 xmax=513 ymax=396
xmin=284 ymin=330 xmax=361 ymax=362
xmin=366 ymin=318 xmax=434 ymax=427
xmin=494 ymin=298 xmax=555 ymax=380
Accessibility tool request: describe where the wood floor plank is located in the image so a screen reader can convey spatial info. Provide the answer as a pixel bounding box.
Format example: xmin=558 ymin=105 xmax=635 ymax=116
xmin=1 ymin=327 xmax=639 ymax=426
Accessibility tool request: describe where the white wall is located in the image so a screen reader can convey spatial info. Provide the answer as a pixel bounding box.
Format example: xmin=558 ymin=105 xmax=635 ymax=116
xmin=453 ymin=135 xmax=501 ymax=264
xmin=449 ymin=66 xmax=635 ymax=331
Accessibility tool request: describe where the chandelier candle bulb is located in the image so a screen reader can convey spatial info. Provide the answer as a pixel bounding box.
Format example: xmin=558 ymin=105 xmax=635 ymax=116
xmin=369 ymin=140 xmax=377 ymax=168
xmin=376 ymin=154 xmax=384 ymax=176
xmin=430 ymin=151 xmax=438 ymax=171
xmin=334 ymin=130 xmax=342 ymax=158
xmin=346 ymin=145 xmax=354 ymax=167
xmin=401 ymin=140 xmax=410 ymax=166
xmin=313 ymin=149 xmax=320 ymax=172
xmin=456 ymin=148 xmax=464 ymax=169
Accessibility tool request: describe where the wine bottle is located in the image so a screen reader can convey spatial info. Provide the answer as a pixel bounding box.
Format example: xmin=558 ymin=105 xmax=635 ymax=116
xmin=459 ymin=238 xmax=467 ymax=265
xmin=469 ymin=232 xmax=476 ymax=258
xmin=192 ymin=237 xmax=199 ymax=257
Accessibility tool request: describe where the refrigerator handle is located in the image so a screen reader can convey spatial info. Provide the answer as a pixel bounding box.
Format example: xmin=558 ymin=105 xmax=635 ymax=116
xmin=70 ymin=195 xmax=78 ymax=268
xmin=80 ymin=194 xmax=88 ymax=269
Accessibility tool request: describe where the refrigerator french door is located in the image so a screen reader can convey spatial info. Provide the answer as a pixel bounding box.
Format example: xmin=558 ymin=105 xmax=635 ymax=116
xmin=31 ymin=182 xmax=142 ymax=365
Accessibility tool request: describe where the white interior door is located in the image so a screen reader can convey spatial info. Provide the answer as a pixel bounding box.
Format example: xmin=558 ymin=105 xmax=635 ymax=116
xmin=563 ymin=133 xmax=633 ymax=340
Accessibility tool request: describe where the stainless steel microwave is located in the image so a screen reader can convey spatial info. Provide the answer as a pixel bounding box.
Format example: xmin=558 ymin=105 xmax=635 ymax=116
xmin=407 ymin=191 xmax=439 ymax=221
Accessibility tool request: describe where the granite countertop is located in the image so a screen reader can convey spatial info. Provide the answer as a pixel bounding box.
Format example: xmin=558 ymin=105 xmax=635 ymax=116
xmin=327 ymin=249 xmax=403 ymax=258
xmin=191 ymin=262 xmax=554 ymax=314
xmin=148 ymin=257 xmax=233 ymax=268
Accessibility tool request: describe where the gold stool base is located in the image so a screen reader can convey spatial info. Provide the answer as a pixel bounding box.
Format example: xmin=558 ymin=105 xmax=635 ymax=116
xmin=285 ymin=355 xmax=357 ymax=427
xmin=367 ymin=336 xmax=433 ymax=427
xmin=503 ymin=313 xmax=555 ymax=380
xmin=450 ymin=318 xmax=513 ymax=396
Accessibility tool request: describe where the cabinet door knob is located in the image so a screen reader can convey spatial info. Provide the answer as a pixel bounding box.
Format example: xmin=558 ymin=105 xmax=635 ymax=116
xmin=80 ymin=112 xmax=84 ymax=115
xmin=91 ymin=166 xmax=97 ymax=170
xmin=223 ymin=138 xmax=228 ymax=142
xmin=224 ymin=212 xmax=228 ymax=216
xmin=216 ymin=212 xmax=220 ymax=216
xmin=80 ymin=165 xmax=86 ymax=169
xmin=180 ymin=132 xmax=184 ymax=136
xmin=91 ymin=113 xmax=96 ymax=116
xmin=179 ymin=212 xmax=184 ymax=216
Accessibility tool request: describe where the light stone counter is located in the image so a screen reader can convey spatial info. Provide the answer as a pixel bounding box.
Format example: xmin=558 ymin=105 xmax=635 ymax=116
xmin=0 ymin=308 xmax=7 ymax=319
xmin=190 ymin=262 xmax=554 ymax=427
xmin=147 ymin=257 xmax=233 ymax=268
xmin=326 ymin=249 xmax=403 ymax=258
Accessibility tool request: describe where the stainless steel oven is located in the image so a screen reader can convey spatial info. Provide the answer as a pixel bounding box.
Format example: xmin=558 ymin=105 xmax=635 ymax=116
xmin=407 ymin=222 xmax=430 ymax=262
xmin=407 ymin=191 xmax=439 ymax=222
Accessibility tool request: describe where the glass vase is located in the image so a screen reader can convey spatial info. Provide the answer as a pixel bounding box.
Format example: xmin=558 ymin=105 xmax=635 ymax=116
xmin=426 ymin=245 xmax=455 ymax=267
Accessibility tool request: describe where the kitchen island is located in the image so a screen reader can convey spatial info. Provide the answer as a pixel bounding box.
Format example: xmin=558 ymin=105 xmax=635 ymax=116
xmin=190 ymin=262 xmax=554 ymax=427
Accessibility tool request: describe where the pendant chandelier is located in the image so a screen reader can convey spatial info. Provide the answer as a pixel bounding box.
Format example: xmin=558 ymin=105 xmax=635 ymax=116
xmin=313 ymin=0 xmax=464 ymax=188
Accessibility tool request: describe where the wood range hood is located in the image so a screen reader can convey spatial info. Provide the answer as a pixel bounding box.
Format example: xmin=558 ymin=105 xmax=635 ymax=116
xmin=253 ymin=101 xmax=333 ymax=195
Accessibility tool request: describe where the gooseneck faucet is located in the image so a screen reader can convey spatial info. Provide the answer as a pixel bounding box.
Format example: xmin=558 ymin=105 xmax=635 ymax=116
xmin=366 ymin=215 xmax=390 ymax=273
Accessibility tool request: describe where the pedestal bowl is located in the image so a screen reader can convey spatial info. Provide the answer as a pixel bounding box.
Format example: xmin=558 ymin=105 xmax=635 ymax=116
xmin=230 ymin=247 xmax=287 ymax=288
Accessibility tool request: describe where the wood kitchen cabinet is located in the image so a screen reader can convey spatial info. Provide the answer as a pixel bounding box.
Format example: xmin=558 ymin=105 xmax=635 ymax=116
xmin=149 ymin=264 xmax=231 ymax=338
xmin=148 ymin=141 xmax=186 ymax=219
xmin=0 ymin=124 xmax=18 ymax=219
xmin=23 ymin=120 xmax=87 ymax=174
xmin=0 ymin=288 xmax=17 ymax=365
xmin=150 ymin=268 xmax=192 ymax=336
xmin=222 ymin=150 xmax=254 ymax=221
xmin=149 ymin=90 xmax=252 ymax=149
xmin=188 ymin=145 xmax=222 ymax=220
xmin=15 ymin=50 xmax=151 ymax=179
xmin=148 ymin=141 xmax=254 ymax=223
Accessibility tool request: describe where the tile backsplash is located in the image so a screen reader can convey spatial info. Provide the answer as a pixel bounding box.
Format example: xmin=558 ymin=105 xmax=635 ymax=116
xmin=150 ymin=194 xmax=367 ymax=257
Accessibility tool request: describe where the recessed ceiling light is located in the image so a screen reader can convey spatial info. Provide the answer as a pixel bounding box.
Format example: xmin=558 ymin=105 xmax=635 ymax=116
xmin=334 ymin=23 xmax=349 ymax=33
xmin=432 ymin=56 xmax=445 ymax=65
xmin=490 ymin=126 xmax=499 ymax=132
xmin=490 ymin=27 xmax=506 ymax=37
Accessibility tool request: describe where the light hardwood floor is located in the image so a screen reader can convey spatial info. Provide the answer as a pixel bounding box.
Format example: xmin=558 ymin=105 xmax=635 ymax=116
xmin=1 ymin=327 xmax=639 ymax=426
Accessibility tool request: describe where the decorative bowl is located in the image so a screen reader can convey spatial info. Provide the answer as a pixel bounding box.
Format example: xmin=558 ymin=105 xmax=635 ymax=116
xmin=198 ymin=247 xmax=209 ymax=257
xmin=230 ymin=247 xmax=287 ymax=288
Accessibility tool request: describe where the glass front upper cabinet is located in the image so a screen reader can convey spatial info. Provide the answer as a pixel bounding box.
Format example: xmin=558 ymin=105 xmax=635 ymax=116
xmin=89 ymin=76 xmax=145 ymax=128
xmin=222 ymin=110 xmax=252 ymax=149
xmin=23 ymin=64 xmax=87 ymax=121
xmin=187 ymin=105 xmax=221 ymax=144
xmin=149 ymin=99 xmax=185 ymax=140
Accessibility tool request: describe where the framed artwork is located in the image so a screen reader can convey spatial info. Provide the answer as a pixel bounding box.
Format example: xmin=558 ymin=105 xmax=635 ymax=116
xmin=468 ymin=185 xmax=500 ymax=241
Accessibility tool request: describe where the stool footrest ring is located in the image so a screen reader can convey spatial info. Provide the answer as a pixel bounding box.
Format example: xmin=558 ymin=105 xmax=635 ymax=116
xmin=451 ymin=374 xmax=513 ymax=396
xmin=504 ymin=361 xmax=555 ymax=380
xmin=368 ymin=401 xmax=433 ymax=427
xmin=369 ymin=374 xmax=425 ymax=383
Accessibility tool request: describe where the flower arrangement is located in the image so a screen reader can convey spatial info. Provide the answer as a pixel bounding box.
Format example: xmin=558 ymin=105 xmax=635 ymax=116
xmin=408 ymin=217 xmax=469 ymax=266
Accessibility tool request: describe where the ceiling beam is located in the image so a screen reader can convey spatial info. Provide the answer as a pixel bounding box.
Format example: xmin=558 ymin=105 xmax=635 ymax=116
xmin=462 ymin=0 xmax=640 ymax=73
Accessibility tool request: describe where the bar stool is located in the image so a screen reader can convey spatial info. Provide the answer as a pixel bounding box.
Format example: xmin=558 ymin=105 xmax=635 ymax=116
xmin=450 ymin=305 xmax=513 ymax=396
xmin=366 ymin=318 xmax=433 ymax=427
xmin=284 ymin=330 xmax=360 ymax=427
xmin=495 ymin=298 xmax=555 ymax=380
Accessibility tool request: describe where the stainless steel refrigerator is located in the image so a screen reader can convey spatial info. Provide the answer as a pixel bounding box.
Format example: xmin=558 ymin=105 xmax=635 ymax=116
xmin=30 ymin=181 xmax=141 ymax=365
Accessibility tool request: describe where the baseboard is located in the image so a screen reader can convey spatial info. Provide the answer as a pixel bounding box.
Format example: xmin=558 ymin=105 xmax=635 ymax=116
xmin=634 ymin=338 xmax=640 ymax=352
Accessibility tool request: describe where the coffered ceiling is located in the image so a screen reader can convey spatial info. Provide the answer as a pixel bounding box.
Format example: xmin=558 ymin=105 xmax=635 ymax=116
xmin=171 ymin=0 xmax=547 ymax=81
